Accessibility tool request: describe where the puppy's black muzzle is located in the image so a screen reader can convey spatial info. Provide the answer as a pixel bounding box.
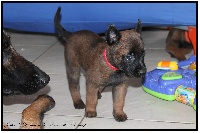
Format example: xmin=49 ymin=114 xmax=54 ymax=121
xmin=137 ymin=67 xmax=147 ymax=78
xmin=119 ymin=55 xmax=146 ymax=78
xmin=138 ymin=67 xmax=146 ymax=76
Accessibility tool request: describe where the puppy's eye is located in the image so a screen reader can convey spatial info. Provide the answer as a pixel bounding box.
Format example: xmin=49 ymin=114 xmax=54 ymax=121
xmin=125 ymin=54 xmax=135 ymax=61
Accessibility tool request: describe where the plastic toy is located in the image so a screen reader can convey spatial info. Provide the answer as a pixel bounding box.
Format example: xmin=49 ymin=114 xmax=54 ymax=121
xmin=157 ymin=61 xmax=178 ymax=70
xmin=175 ymin=85 xmax=196 ymax=110
xmin=189 ymin=62 xmax=196 ymax=70
xmin=194 ymin=96 xmax=196 ymax=110
xmin=178 ymin=55 xmax=196 ymax=68
xmin=142 ymin=56 xmax=196 ymax=110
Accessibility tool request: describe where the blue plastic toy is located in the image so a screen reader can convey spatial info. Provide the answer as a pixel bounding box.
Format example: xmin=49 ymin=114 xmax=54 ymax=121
xmin=178 ymin=55 xmax=196 ymax=68
xmin=142 ymin=56 xmax=196 ymax=110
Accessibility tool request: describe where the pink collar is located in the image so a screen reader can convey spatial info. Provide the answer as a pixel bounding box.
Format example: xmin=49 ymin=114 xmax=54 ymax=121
xmin=102 ymin=49 xmax=119 ymax=71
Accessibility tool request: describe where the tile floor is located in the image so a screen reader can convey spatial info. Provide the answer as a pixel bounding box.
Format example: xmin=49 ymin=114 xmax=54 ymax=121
xmin=3 ymin=29 xmax=196 ymax=129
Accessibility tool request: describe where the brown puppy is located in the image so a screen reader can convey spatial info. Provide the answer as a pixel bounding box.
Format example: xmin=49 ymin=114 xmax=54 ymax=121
xmin=54 ymin=7 xmax=146 ymax=122
xmin=166 ymin=28 xmax=193 ymax=61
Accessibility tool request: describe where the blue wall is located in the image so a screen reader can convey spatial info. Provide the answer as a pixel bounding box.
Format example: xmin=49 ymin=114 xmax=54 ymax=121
xmin=3 ymin=3 xmax=196 ymax=34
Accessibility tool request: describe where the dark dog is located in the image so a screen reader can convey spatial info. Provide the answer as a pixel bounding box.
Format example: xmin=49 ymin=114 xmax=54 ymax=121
xmin=166 ymin=28 xmax=193 ymax=61
xmin=3 ymin=30 xmax=50 ymax=95
xmin=54 ymin=7 xmax=146 ymax=122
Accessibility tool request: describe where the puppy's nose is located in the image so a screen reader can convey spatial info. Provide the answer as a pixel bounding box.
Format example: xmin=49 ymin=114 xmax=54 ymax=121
xmin=139 ymin=67 xmax=146 ymax=75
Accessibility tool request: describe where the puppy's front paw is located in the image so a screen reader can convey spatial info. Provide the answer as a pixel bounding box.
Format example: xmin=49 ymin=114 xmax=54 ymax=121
xmin=85 ymin=111 xmax=97 ymax=118
xmin=113 ymin=112 xmax=127 ymax=122
xmin=74 ymin=99 xmax=85 ymax=109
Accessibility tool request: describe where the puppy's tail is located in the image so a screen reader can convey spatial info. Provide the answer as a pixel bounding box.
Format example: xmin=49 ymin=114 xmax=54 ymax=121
xmin=54 ymin=7 xmax=72 ymax=41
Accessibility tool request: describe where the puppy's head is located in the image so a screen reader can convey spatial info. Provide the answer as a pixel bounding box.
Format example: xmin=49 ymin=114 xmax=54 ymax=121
xmin=3 ymin=30 xmax=50 ymax=95
xmin=106 ymin=20 xmax=146 ymax=78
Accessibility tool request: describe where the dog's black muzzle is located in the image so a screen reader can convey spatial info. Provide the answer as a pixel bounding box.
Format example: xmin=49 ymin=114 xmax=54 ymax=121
xmin=3 ymin=30 xmax=50 ymax=96
xmin=3 ymin=55 xmax=50 ymax=95
xmin=3 ymin=64 xmax=50 ymax=95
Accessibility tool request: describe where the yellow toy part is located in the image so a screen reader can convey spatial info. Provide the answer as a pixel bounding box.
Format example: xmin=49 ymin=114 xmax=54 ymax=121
xmin=157 ymin=61 xmax=178 ymax=70
xmin=189 ymin=62 xmax=196 ymax=70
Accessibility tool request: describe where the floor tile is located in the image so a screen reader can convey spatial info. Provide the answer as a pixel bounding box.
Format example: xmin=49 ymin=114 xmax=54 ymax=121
xmin=8 ymin=31 xmax=58 ymax=46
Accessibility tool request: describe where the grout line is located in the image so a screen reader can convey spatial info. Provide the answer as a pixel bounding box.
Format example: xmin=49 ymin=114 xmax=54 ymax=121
xmin=31 ymin=40 xmax=59 ymax=63
xmin=128 ymin=118 xmax=196 ymax=125
xmin=3 ymin=111 xmax=21 ymax=114
xmin=85 ymin=116 xmax=195 ymax=125
xmin=75 ymin=116 xmax=85 ymax=129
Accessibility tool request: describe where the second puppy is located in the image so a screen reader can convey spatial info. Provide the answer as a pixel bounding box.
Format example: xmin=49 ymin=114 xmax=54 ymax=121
xmin=166 ymin=28 xmax=193 ymax=61
xmin=54 ymin=7 xmax=146 ymax=122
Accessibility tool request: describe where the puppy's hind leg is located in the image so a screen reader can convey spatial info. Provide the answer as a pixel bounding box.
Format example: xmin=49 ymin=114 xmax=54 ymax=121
xmin=67 ymin=65 xmax=85 ymax=109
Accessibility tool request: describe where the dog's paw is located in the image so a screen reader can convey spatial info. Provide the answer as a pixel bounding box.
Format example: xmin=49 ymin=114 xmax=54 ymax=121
xmin=74 ymin=100 xmax=85 ymax=109
xmin=85 ymin=111 xmax=97 ymax=118
xmin=113 ymin=112 xmax=127 ymax=122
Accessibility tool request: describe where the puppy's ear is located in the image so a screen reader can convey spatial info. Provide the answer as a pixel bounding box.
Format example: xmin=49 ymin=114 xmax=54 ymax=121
xmin=135 ymin=19 xmax=142 ymax=34
xmin=106 ymin=24 xmax=121 ymax=46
